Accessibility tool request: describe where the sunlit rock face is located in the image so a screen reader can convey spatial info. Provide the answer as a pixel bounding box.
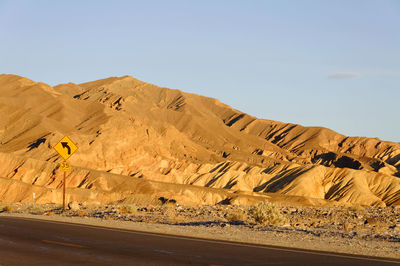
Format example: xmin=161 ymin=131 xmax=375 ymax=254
xmin=0 ymin=74 xmax=399 ymax=206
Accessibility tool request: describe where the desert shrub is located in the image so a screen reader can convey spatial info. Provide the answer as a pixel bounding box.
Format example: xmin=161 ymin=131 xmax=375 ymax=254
xmin=348 ymin=205 xmax=364 ymax=213
xmin=162 ymin=206 xmax=186 ymax=224
xmin=249 ymin=201 xmax=287 ymax=225
xmin=29 ymin=205 xmax=44 ymax=213
xmin=119 ymin=204 xmax=137 ymax=214
xmin=2 ymin=205 xmax=14 ymax=212
xmin=164 ymin=208 xmax=177 ymax=222
xmin=162 ymin=204 xmax=174 ymax=215
xmin=158 ymin=197 xmax=176 ymax=206
xmin=226 ymin=209 xmax=248 ymax=223
xmin=77 ymin=210 xmax=88 ymax=217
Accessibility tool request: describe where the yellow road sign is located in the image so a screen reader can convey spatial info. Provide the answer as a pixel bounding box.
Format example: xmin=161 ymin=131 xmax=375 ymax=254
xmin=53 ymin=136 xmax=78 ymax=160
xmin=59 ymin=161 xmax=70 ymax=172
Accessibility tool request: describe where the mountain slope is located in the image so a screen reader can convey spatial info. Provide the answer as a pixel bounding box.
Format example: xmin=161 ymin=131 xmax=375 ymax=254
xmin=0 ymin=74 xmax=399 ymax=206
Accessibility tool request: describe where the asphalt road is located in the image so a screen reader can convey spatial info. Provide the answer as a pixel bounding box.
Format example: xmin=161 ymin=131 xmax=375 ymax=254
xmin=0 ymin=217 xmax=399 ymax=265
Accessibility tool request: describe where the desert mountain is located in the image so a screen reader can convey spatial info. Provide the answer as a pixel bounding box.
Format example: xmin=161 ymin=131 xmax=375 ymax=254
xmin=0 ymin=74 xmax=399 ymax=206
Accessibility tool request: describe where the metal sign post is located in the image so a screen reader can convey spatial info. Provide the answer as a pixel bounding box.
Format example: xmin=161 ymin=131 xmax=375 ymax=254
xmin=59 ymin=161 xmax=70 ymax=211
xmin=53 ymin=137 xmax=77 ymax=212
xmin=63 ymin=169 xmax=66 ymax=211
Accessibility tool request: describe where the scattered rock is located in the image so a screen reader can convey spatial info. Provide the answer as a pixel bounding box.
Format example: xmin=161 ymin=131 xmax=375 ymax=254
xmin=68 ymin=201 xmax=80 ymax=211
xmin=364 ymin=217 xmax=378 ymax=226
xmin=389 ymin=224 xmax=400 ymax=231
xmin=77 ymin=210 xmax=88 ymax=217
xmin=343 ymin=221 xmax=352 ymax=231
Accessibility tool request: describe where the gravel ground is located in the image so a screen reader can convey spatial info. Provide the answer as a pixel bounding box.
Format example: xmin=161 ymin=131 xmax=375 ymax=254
xmin=1 ymin=202 xmax=399 ymax=260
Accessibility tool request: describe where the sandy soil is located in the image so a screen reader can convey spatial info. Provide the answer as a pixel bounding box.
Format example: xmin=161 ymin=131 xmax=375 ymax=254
xmin=1 ymin=203 xmax=399 ymax=260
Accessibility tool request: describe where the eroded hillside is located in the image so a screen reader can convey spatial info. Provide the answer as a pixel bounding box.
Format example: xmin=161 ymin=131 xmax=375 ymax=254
xmin=0 ymin=74 xmax=399 ymax=206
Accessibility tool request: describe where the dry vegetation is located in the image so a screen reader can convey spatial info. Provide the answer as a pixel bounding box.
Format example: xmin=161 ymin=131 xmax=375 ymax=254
xmin=249 ymin=201 xmax=287 ymax=225
xmin=29 ymin=205 xmax=43 ymax=213
xmin=226 ymin=209 xmax=248 ymax=223
xmin=2 ymin=201 xmax=399 ymax=234
xmin=1 ymin=205 xmax=13 ymax=212
xmin=119 ymin=204 xmax=137 ymax=214
xmin=2 ymin=201 xmax=399 ymax=260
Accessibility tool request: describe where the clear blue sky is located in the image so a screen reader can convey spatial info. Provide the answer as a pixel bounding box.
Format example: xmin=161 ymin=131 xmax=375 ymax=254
xmin=1 ymin=0 xmax=399 ymax=142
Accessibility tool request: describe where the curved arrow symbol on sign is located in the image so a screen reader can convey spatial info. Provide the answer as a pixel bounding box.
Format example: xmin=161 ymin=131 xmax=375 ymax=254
xmin=61 ymin=142 xmax=71 ymax=155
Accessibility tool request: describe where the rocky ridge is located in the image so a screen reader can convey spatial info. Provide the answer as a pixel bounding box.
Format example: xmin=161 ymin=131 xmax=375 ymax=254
xmin=0 ymin=74 xmax=399 ymax=206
